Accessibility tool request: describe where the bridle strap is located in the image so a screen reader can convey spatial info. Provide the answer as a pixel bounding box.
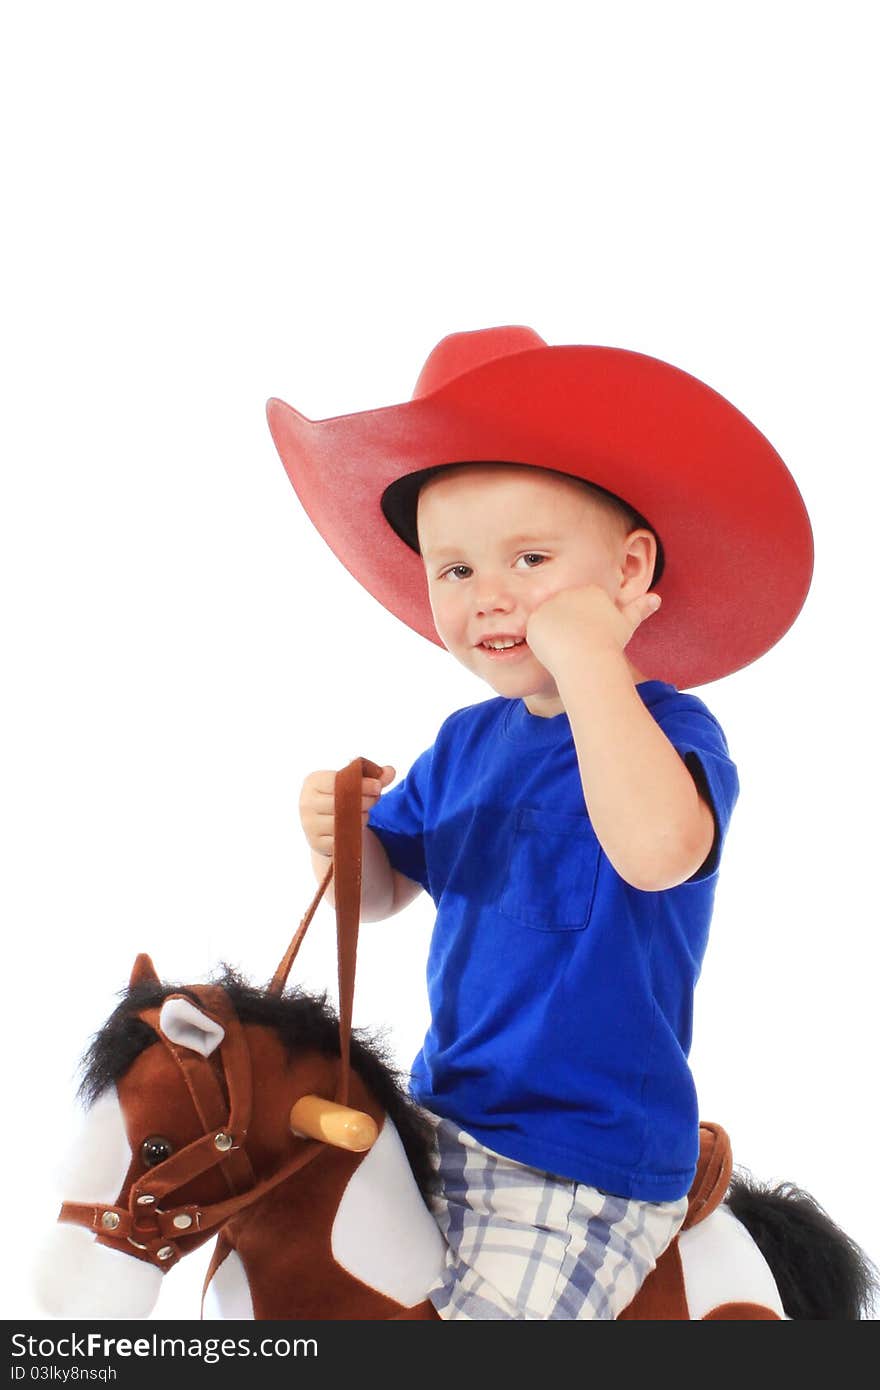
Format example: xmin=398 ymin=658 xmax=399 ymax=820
xmin=58 ymin=1135 xmax=329 ymax=1266
xmin=332 ymin=756 xmax=374 ymax=1105
xmin=269 ymin=755 xmax=383 ymax=1108
xmin=267 ymin=862 xmax=332 ymax=996
xmin=133 ymin=988 xmax=256 ymax=1202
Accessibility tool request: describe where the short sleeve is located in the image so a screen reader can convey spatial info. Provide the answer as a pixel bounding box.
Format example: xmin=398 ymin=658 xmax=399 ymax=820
xmin=656 ymin=703 xmax=740 ymax=883
xmin=365 ymin=743 xmax=434 ymax=894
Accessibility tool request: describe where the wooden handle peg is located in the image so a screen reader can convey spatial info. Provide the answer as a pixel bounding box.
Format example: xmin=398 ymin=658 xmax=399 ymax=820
xmin=289 ymin=1094 xmax=379 ymax=1151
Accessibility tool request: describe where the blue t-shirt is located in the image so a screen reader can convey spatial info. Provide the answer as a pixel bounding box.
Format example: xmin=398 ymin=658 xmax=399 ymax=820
xmin=366 ymin=680 xmax=739 ymax=1201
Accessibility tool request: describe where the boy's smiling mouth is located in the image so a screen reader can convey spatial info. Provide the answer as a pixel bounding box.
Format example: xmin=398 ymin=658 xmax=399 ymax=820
xmin=475 ymin=631 xmax=525 ymax=645
xmin=475 ymin=634 xmax=529 ymax=656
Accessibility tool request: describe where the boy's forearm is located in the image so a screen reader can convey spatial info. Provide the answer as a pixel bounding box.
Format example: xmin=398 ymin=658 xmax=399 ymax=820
xmin=309 ymin=827 xmax=397 ymax=920
xmin=555 ymin=650 xmax=715 ymax=891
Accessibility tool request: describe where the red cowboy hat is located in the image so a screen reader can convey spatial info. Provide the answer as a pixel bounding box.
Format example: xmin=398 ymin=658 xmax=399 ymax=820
xmin=266 ymin=325 xmax=813 ymax=689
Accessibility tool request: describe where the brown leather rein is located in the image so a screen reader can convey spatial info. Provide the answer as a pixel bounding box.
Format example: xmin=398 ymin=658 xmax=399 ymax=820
xmin=58 ymin=756 xmax=380 ymax=1269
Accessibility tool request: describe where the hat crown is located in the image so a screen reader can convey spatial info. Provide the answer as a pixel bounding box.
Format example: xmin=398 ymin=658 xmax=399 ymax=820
xmin=412 ymin=325 xmax=546 ymax=399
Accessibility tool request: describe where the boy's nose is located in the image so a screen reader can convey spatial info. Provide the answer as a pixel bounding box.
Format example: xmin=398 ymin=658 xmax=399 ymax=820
xmin=475 ymin=589 xmax=515 ymax=615
xmin=471 ymin=570 xmax=514 ymax=611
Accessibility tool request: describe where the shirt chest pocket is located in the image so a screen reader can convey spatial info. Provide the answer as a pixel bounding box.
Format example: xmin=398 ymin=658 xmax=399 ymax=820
xmin=499 ymin=808 xmax=602 ymax=931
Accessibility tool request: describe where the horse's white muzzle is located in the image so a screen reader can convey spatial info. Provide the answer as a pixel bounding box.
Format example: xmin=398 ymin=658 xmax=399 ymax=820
xmin=33 ymin=1223 xmax=163 ymax=1319
xmin=35 ymin=1086 xmax=162 ymax=1319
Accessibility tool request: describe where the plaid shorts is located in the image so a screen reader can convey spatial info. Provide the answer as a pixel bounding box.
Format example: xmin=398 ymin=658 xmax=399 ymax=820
xmin=422 ymin=1109 xmax=689 ymax=1320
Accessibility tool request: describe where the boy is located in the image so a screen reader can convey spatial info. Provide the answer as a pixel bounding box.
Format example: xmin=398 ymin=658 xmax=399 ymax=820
xmin=277 ymin=325 xmax=813 ymax=1319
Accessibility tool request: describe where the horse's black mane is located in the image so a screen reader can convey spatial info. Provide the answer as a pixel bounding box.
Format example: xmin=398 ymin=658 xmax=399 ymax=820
xmin=79 ymin=967 xmax=438 ymax=1201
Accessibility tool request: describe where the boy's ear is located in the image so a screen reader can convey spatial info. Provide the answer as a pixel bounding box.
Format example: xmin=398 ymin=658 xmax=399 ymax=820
xmin=620 ymin=529 xmax=658 ymax=594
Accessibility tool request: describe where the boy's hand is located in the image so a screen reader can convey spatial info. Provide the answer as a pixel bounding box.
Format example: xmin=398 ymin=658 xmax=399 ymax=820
xmin=300 ymin=764 xmax=396 ymax=859
xmin=525 ymin=584 xmax=662 ymax=676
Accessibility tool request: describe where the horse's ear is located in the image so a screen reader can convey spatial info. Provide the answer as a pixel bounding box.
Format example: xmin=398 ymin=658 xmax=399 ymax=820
xmin=158 ymin=997 xmax=225 ymax=1057
xmin=130 ymin=953 xmax=159 ymax=988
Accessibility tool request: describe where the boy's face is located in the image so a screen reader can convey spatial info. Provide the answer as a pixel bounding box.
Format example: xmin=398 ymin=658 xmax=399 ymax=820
xmin=417 ymin=464 xmax=650 ymax=717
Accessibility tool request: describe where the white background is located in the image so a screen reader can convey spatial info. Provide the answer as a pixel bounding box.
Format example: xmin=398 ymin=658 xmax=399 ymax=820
xmin=3 ymin=1 xmax=877 ymax=1319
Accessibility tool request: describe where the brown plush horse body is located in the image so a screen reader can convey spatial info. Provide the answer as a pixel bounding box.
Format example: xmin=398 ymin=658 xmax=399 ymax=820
xmin=37 ymin=959 xmax=786 ymax=1321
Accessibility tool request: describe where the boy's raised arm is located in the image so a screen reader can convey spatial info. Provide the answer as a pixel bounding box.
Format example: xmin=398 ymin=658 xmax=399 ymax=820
xmin=527 ymin=585 xmax=716 ymax=892
xmin=558 ymin=653 xmax=715 ymax=891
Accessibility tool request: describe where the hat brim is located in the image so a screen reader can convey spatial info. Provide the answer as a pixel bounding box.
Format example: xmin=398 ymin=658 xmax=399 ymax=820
xmin=267 ymin=345 xmax=813 ymax=689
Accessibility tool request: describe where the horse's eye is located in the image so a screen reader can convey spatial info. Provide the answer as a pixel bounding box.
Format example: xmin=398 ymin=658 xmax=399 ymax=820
xmin=140 ymin=1135 xmax=174 ymax=1168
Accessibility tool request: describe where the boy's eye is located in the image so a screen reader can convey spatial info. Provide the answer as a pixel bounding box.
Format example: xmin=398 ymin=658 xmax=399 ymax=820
xmin=436 ymin=550 xmax=542 ymax=578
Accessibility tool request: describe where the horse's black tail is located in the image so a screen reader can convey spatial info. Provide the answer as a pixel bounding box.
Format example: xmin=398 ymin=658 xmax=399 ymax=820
xmin=725 ymin=1169 xmax=878 ymax=1320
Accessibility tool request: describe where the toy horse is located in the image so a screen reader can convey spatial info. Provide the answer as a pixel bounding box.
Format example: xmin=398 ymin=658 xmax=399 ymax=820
xmin=36 ymin=760 xmax=876 ymax=1320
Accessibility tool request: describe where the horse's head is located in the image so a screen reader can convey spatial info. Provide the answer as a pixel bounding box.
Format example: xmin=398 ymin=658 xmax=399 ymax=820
xmin=35 ymin=953 xmax=260 ymax=1317
xmin=36 ymin=951 xmax=436 ymax=1319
